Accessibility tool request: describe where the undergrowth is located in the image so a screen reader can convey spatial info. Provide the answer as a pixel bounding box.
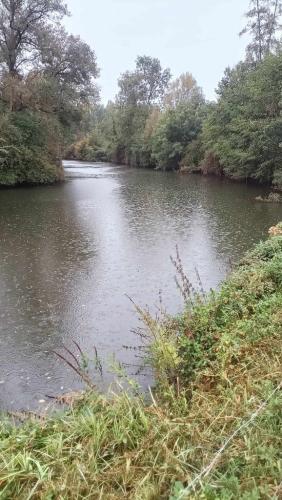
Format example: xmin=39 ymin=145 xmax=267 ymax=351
xmin=0 ymin=227 xmax=281 ymax=499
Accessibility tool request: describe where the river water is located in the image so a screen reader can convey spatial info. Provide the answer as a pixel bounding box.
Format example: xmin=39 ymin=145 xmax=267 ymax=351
xmin=0 ymin=161 xmax=282 ymax=411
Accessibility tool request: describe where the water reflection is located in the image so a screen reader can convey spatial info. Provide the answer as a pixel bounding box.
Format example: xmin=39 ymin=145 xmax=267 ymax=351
xmin=0 ymin=162 xmax=282 ymax=410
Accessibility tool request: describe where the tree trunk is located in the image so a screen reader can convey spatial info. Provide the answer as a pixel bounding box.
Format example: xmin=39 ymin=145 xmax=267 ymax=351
xmin=256 ymin=0 xmax=263 ymax=62
xmin=267 ymin=0 xmax=279 ymax=52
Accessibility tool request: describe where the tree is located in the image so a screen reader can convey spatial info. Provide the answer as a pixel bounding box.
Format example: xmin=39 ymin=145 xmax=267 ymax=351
xmin=164 ymin=72 xmax=204 ymax=108
xmin=117 ymin=55 xmax=171 ymax=106
xmin=0 ymin=1 xmax=100 ymax=185
xmin=202 ymin=53 xmax=282 ymax=186
xmin=106 ymin=56 xmax=172 ymax=167
xmin=38 ymin=27 xmax=99 ymax=105
xmin=150 ymin=73 xmax=205 ymax=170
xmin=152 ymin=103 xmax=203 ymax=170
xmin=240 ymin=0 xmax=282 ymax=62
xmin=0 ymin=0 xmax=68 ymax=75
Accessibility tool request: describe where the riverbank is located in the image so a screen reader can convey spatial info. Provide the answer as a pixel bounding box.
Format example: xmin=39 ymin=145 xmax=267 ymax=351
xmin=65 ymin=154 xmax=282 ymax=193
xmin=1 ymin=225 xmax=282 ymax=498
xmin=0 ymin=159 xmax=64 ymax=187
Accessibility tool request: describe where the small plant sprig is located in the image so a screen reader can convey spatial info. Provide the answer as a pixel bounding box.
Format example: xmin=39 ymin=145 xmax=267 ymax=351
xmin=53 ymin=341 xmax=103 ymax=390
xmin=170 ymin=245 xmax=206 ymax=304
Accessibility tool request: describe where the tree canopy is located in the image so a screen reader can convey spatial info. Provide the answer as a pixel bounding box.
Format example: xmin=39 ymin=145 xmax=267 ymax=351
xmin=117 ymin=56 xmax=171 ymax=107
xmin=0 ymin=0 xmax=68 ymax=75
xmin=240 ymin=0 xmax=282 ymax=62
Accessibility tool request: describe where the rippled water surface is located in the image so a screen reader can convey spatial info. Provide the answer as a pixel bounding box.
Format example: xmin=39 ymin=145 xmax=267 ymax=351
xmin=1 ymin=161 xmax=282 ymax=410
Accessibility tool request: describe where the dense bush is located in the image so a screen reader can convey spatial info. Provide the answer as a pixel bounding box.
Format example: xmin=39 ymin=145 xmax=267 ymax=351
xmin=151 ymin=103 xmax=203 ymax=170
xmin=0 ymin=111 xmax=61 ymax=185
xmin=66 ymin=133 xmax=108 ymax=163
xmin=202 ymin=54 xmax=282 ymax=187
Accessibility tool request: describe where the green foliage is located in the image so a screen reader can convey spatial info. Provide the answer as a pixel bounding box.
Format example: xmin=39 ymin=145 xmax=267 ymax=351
xmin=1 ymin=3 xmax=280 ymax=186
xmin=0 ymin=230 xmax=281 ymax=498
xmin=86 ymin=67 xmax=205 ymax=170
xmin=0 ymin=1 xmax=99 ymax=186
xmin=117 ymin=55 xmax=171 ymax=107
xmin=202 ymin=53 xmax=282 ymax=186
xmin=0 ymin=0 xmax=68 ymax=75
xmin=175 ymin=235 xmax=282 ymax=385
xmin=99 ymin=55 xmax=172 ymax=167
xmin=87 ymin=50 xmax=282 ymax=186
xmin=0 ymin=111 xmax=60 ymax=185
xmin=98 ymin=102 xmax=155 ymax=167
xmin=82 ymin=47 xmax=282 ymax=189
xmin=152 ymin=103 xmax=204 ymax=170
xmin=70 ymin=55 xmax=171 ymax=168
xmin=111 ymin=105 xmax=152 ymax=166
xmin=164 ymin=72 xmax=204 ymax=109
xmin=66 ymin=130 xmax=108 ymax=162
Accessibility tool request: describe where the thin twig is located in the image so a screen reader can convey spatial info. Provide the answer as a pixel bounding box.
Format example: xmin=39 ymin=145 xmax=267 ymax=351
xmin=62 ymin=345 xmax=80 ymax=368
xmin=73 ymin=340 xmax=84 ymax=357
xmin=53 ymin=350 xmax=96 ymax=390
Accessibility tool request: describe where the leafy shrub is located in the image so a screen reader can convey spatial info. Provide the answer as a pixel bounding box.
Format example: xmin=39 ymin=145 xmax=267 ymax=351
xmin=66 ymin=132 xmax=108 ymax=162
xmin=0 ymin=111 xmax=61 ymax=186
xmin=202 ymin=54 xmax=282 ymax=186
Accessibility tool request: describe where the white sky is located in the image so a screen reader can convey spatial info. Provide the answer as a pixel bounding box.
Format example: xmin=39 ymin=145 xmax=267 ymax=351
xmin=65 ymin=0 xmax=249 ymax=103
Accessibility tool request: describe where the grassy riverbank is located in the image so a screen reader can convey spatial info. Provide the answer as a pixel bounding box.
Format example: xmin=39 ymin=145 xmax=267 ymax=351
xmin=1 ymin=226 xmax=282 ymax=499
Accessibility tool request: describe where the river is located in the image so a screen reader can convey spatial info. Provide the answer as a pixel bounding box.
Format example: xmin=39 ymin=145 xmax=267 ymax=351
xmin=0 ymin=161 xmax=282 ymax=411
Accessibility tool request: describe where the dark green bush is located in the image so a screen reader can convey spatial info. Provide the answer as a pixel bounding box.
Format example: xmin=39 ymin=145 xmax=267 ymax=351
xmin=0 ymin=111 xmax=60 ymax=186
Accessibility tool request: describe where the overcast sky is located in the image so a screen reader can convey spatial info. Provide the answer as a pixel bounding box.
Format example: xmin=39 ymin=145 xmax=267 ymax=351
xmin=65 ymin=0 xmax=249 ymax=103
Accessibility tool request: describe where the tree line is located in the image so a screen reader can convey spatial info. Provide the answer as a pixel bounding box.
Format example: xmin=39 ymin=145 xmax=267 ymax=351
xmin=68 ymin=0 xmax=282 ymax=189
xmin=0 ymin=0 xmax=281 ymax=188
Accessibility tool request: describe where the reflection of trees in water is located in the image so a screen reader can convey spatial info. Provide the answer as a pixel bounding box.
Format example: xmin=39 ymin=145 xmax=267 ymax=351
xmin=117 ymin=170 xmax=223 ymax=291
xmin=118 ymin=170 xmax=202 ymax=237
xmin=118 ymin=171 xmax=230 ymax=268
xmin=0 ymin=188 xmax=93 ymax=316
xmin=117 ymin=169 xmax=282 ymax=283
xmin=193 ymin=177 xmax=282 ymax=264
xmin=121 ymin=170 xmax=282 ymax=251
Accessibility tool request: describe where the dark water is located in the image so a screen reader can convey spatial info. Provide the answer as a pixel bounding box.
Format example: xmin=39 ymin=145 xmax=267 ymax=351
xmin=0 ymin=161 xmax=282 ymax=411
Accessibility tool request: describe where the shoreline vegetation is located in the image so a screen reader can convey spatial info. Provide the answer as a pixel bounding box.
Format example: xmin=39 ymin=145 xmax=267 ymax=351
xmin=1 ymin=225 xmax=282 ymax=499
xmin=65 ymin=45 xmax=282 ymax=191
xmin=0 ymin=1 xmax=99 ymax=187
xmin=0 ymin=2 xmax=282 ymax=189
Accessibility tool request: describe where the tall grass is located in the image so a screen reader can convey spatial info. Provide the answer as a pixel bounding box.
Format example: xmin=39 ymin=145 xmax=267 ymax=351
xmin=0 ymin=227 xmax=282 ymax=499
